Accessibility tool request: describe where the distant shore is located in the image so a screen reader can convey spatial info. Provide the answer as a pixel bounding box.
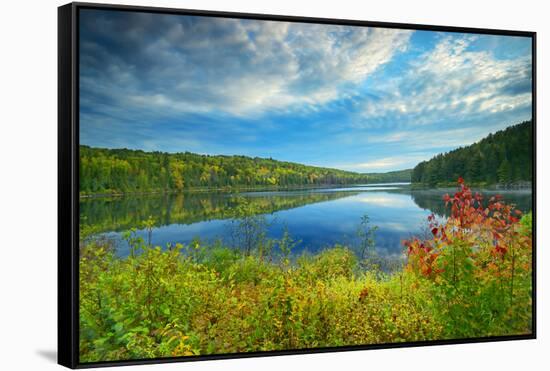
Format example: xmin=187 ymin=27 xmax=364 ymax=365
xmin=79 ymin=180 xmax=532 ymax=199
xmin=79 ymin=182 xmax=399 ymax=199
xmin=410 ymin=181 xmax=532 ymax=191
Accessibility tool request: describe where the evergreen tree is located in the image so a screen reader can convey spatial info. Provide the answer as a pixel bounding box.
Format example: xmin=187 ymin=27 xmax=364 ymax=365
xmin=411 ymin=120 xmax=532 ymax=186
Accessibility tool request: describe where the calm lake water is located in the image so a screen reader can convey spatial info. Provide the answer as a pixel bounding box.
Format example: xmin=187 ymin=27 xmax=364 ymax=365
xmin=81 ymin=184 xmax=532 ymax=258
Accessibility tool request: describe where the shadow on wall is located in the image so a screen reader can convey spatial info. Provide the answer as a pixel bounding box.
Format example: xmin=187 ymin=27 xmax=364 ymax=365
xmin=36 ymin=350 xmax=57 ymax=363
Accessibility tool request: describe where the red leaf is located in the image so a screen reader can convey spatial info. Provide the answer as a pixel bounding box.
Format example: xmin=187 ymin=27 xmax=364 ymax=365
xmin=495 ymin=245 xmax=508 ymax=256
xmin=424 ymin=266 xmax=432 ymax=276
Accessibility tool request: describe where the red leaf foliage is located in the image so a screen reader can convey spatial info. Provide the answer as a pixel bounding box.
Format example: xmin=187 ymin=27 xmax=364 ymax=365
xmin=403 ymin=178 xmax=528 ymax=278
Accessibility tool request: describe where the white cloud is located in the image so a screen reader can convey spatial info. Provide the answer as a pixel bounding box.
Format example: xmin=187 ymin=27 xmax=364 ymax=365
xmin=80 ymin=13 xmax=413 ymax=117
xmin=358 ymin=35 xmax=532 ymax=127
xmin=335 ymin=155 xmax=427 ymax=172
xmin=354 ymin=158 xmax=406 ymax=170
xmin=355 ymin=195 xmax=412 ymax=208
xmin=361 ymin=122 xmax=513 ymax=149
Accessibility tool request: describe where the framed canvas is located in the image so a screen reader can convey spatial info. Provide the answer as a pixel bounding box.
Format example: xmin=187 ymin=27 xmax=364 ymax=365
xmin=58 ymin=2 xmax=536 ymax=368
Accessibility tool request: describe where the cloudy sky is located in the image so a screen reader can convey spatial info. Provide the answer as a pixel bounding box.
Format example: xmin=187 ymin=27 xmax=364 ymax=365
xmin=79 ymin=9 xmax=532 ymax=172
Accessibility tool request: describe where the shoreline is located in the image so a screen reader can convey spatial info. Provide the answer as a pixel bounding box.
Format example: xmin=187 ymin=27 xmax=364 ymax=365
xmin=79 ymin=183 xmax=384 ymax=199
xmin=410 ymin=181 xmax=532 ymax=191
xmin=80 ymin=181 xmax=532 ymax=199
xmin=80 ymin=181 xmax=533 ymax=199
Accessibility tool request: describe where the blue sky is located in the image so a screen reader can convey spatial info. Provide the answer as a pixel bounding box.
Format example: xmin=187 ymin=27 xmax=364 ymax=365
xmin=79 ymin=10 xmax=532 ymax=172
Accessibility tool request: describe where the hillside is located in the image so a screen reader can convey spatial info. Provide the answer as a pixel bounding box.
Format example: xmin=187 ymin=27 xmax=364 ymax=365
xmin=80 ymin=146 xmax=411 ymax=196
xmin=411 ymin=120 xmax=532 ymax=187
xmin=363 ymin=169 xmax=412 ymax=184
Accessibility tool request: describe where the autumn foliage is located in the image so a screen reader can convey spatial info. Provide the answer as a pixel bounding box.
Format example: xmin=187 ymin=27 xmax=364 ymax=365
xmin=403 ymin=178 xmax=532 ymax=336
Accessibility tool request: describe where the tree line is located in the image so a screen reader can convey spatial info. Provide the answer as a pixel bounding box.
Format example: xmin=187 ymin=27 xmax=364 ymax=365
xmin=411 ymin=120 xmax=532 ymax=187
xmin=80 ymin=146 xmax=411 ymax=195
xmin=365 ymin=169 xmax=411 ymax=184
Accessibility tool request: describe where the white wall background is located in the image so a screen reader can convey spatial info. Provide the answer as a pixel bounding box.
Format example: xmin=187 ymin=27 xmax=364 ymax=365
xmin=0 ymin=0 xmax=547 ymax=369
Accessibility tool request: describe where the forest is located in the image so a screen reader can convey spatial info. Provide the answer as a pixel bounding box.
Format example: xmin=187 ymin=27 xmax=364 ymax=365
xmin=411 ymin=121 xmax=532 ymax=187
xmin=80 ymin=120 xmax=532 ymax=196
xmin=80 ymin=145 xmax=411 ymax=196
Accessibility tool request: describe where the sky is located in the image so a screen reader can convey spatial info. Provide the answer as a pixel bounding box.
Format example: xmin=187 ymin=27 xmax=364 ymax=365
xmin=79 ymin=9 xmax=533 ymax=173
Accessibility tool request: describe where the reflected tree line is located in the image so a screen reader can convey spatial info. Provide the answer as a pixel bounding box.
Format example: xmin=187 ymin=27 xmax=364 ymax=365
xmin=410 ymin=189 xmax=532 ymax=217
xmin=80 ymin=191 xmax=358 ymax=236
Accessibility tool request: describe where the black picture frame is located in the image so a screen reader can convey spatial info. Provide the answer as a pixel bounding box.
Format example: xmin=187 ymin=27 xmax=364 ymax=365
xmin=58 ymin=2 xmax=537 ymax=368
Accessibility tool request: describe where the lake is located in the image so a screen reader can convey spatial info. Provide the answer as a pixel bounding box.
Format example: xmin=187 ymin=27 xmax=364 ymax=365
xmin=80 ymin=183 xmax=532 ymax=259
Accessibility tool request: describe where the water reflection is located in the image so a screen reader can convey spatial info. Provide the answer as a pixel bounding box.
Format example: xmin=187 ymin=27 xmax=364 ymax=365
xmin=81 ymin=185 xmax=532 ymax=258
xmin=410 ymin=188 xmax=532 ymax=217
xmin=80 ymin=190 xmax=358 ymax=233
